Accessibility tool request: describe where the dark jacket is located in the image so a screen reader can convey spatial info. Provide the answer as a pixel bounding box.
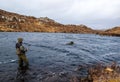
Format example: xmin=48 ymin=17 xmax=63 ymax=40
xmin=16 ymin=42 xmax=26 ymax=54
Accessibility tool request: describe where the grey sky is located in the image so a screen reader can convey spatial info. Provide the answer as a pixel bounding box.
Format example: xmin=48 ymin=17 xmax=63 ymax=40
xmin=0 ymin=0 xmax=120 ymax=29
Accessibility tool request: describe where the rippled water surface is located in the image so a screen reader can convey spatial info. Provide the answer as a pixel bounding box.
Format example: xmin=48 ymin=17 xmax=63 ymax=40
xmin=0 ymin=32 xmax=120 ymax=71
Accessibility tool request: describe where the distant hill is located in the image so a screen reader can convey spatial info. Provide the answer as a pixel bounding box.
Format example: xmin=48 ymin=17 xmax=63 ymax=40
xmin=1 ymin=9 xmax=120 ymax=36
xmin=105 ymin=26 xmax=120 ymax=34
xmin=0 ymin=9 xmax=96 ymax=33
xmin=97 ymin=26 xmax=120 ymax=36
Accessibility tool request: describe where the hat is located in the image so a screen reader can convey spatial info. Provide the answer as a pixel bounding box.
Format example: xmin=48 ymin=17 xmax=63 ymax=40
xmin=17 ymin=38 xmax=23 ymax=42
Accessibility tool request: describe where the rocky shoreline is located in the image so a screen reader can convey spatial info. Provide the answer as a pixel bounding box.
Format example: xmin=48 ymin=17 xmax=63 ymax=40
xmin=1 ymin=61 xmax=120 ymax=82
xmin=98 ymin=33 xmax=120 ymax=37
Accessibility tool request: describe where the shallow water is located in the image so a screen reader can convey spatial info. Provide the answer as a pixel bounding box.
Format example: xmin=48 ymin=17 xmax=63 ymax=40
xmin=0 ymin=32 xmax=120 ymax=72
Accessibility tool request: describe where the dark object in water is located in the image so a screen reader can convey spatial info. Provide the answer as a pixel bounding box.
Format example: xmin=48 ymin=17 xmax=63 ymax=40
xmin=66 ymin=41 xmax=74 ymax=45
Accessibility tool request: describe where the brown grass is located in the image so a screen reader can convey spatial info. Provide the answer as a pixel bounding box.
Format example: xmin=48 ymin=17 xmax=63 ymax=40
xmin=88 ymin=62 xmax=120 ymax=82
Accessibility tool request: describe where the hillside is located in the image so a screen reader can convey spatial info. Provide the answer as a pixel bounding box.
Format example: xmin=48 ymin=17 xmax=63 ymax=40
xmin=98 ymin=26 xmax=120 ymax=36
xmin=0 ymin=9 xmax=96 ymax=33
xmin=105 ymin=26 xmax=120 ymax=34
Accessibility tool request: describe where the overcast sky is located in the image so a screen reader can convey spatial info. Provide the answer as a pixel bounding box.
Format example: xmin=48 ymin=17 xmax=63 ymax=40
xmin=0 ymin=0 xmax=120 ymax=29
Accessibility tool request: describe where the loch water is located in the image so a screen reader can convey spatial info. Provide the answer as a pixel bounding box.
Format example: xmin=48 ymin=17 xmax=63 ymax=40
xmin=0 ymin=32 xmax=120 ymax=72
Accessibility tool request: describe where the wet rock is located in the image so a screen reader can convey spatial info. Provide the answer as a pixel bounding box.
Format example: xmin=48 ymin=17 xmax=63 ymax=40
xmin=70 ymin=76 xmax=79 ymax=82
xmin=44 ymin=75 xmax=70 ymax=82
xmin=32 ymin=72 xmax=37 ymax=76
xmin=43 ymin=75 xmax=58 ymax=82
xmin=36 ymin=74 xmax=43 ymax=80
xmin=59 ymin=72 xmax=68 ymax=77
xmin=9 ymin=77 xmax=14 ymax=80
xmin=70 ymin=64 xmax=77 ymax=66
xmin=74 ymin=65 xmax=85 ymax=71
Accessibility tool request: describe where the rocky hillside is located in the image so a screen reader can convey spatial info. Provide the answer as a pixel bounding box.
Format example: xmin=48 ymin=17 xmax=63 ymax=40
xmin=105 ymin=26 xmax=120 ymax=34
xmin=0 ymin=9 xmax=96 ymax=33
xmin=98 ymin=26 xmax=120 ymax=36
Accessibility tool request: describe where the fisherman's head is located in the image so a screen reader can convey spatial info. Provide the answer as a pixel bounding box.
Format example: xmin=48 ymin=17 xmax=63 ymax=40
xmin=17 ymin=38 xmax=23 ymax=43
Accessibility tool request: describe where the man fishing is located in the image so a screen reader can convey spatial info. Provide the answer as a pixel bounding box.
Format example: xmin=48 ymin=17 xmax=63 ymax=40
xmin=16 ymin=38 xmax=29 ymax=69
